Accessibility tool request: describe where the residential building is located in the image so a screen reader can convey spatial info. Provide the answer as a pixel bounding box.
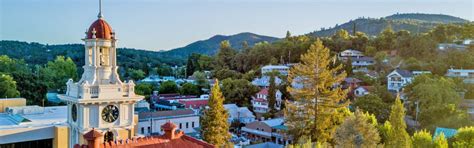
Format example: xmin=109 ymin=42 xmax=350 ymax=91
xmin=224 ymin=104 xmax=256 ymax=124
xmin=261 ymin=65 xmax=290 ymax=76
xmin=138 ymin=109 xmax=200 ymax=136
xmin=245 ymin=142 xmax=284 ymax=148
xmin=139 ymin=75 xmax=162 ymax=84
xmin=446 ymin=68 xmax=474 ymax=84
xmin=252 ymin=76 xmax=283 ymax=88
xmin=152 ymin=94 xmax=209 ymax=110
xmin=351 ymin=56 xmax=375 ymax=72
xmin=251 ymin=88 xmax=282 ymax=113
xmin=339 ymin=49 xmax=364 ymax=60
xmin=241 ymin=118 xmax=292 ymax=146
xmin=354 ymin=86 xmax=374 ymax=97
xmin=387 ymin=69 xmax=414 ymax=92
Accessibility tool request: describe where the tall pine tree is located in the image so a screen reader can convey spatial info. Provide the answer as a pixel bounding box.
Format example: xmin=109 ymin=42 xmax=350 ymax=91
xmin=266 ymin=71 xmax=279 ymax=118
xmin=385 ymin=95 xmax=411 ymax=147
xmin=285 ymin=39 xmax=348 ymax=144
xmin=201 ymin=79 xmax=231 ymax=146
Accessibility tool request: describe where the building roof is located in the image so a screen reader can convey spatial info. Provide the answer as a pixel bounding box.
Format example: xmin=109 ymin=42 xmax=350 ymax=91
xmin=393 ymin=69 xmax=413 ymax=77
xmin=245 ymin=142 xmax=284 ymax=148
xmin=139 ymin=109 xmax=196 ymax=120
xmin=262 ymin=118 xmax=284 ymax=127
xmin=75 ymin=122 xmax=213 ymax=148
xmin=178 ymin=100 xmax=208 ymax=109
xmin=262 ymin=65 xmax=289 ymax=70
xmin=434 ymin=127 xmax=458 ymax=139
xmin=258 ymin=88 xmax=269 ymax=95
xmin=0 ymin=106 xmax=67 ymax=130
xmin=351 ymin=56 xmax=374 ymax=62
xmin=356 ymin=86 xmax=374 ymax=92
xmin=344 ymin=77 xmax=362 ymax=83
xmin=87 ymin=18 xmax=113 ymax=39
xmin=252 ymin=76 xmax=282 ymax=87
xmin=224 ymin=104 xmax=255 ymax=119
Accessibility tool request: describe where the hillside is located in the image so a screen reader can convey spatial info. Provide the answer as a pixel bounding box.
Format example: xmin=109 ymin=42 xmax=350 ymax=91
xmin=163 ymin=32 xmax=279 ymax=57
xmin=309 ymin=13 xmax=469 ymax=37
xmin=0 ymin=40 xmax=185 ymax=72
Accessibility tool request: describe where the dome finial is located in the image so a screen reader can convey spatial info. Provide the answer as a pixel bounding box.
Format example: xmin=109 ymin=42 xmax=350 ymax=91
xmin=97 ymin=0 xmax=103 ymax=18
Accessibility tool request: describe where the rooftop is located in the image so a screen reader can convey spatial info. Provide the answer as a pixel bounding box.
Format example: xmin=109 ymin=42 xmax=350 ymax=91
xmin=0 ymin=106 xmax=67 ymax=130
xmin=139 ymin=109 xmax=197 ymax=120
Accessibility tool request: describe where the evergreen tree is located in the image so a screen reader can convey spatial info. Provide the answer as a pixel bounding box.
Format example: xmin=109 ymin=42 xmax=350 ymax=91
xmin=215 ymin=40 xmax=237 ymax=70
xmin=266 ymin=71 xmax=279 ymax=118
xmin=412 ymin=129 xmax=433 ymax=148
xmin=285 ymin=39 xmax=348 ymax=143
xmin=452 ymin=126 xmax=474 ymax=148
xmin=344 ymin=58 xmax=353 ymax=76
xmin=385 ymin=95 xmax=411 ymax=147
xmin=201 ymin=80 xmax=231 ymax=146
xmin=433 ymin=133 xmax=448 ymax=148
xmin=334 ymin=109 xmax=381 ymax=147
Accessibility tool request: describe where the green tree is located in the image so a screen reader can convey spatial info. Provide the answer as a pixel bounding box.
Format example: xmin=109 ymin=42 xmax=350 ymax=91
xmin=453 ymin=126 xmax=474 ymax=148
xmin=213 ymin=68 xmax=241 ymax=80
xmin=127 ymin=68 xmax=146 ymax=81
xmin=266 ymin=71 xmax=279 ymax=118
xmin=135 ymin=83 xmax=154 ymax=96
xmin=344 ymin=58 xmax=353 ymax=76
xmin=385 ymin=96 xmax=411 ymax=147
xmin=285 ymin=39 xmax=348 ymax=143
xmin=433 ymin=133 xmax=448 ymax=148
xmin=334 ymin=109 xmax=381 ymax=147
xmin=180 ymin=83 xmax=200 ymax=95
xmin=40 ymin=56 xmax=77 ymax=92
xmin=412 ymin=129 xmax=433 ymax=148
xmin=0 ymin=74 xmax=20 ymax=98
xmin=186 ymin=53 xmax=201 ymax=76
xmin=12 ymin=72 xmax=48 ymax=105
xmin=201 ymin=80 xmax=231 ymax=146
xmin=159 ymin=81 xmax=179 ymax=94
xmin=221 ymin=78 xmax=259 ymax=107
xmin=192 ymin=71 xmax=209 ymax=90
xmin=405 ymin=75 xmax=470 ymax=130
xmin=352 ymin=94 xmax=390 ymax=123
xmin=215 ymin=40 xmax=237 ymax=70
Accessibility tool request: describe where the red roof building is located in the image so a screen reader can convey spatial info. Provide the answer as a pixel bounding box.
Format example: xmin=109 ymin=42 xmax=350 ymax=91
xmin=74 ymin=121 xmax=213 ymax=148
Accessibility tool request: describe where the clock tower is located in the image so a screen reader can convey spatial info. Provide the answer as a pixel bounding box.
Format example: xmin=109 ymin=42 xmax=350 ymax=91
xmin=58 ymin=1 xmax=144 ymax=147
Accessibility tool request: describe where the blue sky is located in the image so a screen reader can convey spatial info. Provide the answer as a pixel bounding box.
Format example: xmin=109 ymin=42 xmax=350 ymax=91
xmin=1 ymin=0 xmax=472 ymax=51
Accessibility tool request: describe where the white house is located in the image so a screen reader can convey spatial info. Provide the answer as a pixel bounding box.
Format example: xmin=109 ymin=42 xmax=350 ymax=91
xmin=446 ymin=68 xmax=474 ymax=84
xmin=251 ymin=88 xmax=282 ymax=113
xmin=339 ymin=49 xmax=364 ymax=60
xmin=261 ymin=65 xmax=290 ymax=76
xmin=252 ymin=76 xmax=283 ymax=88
xmin=138 ymin=109 xmax=200 ymax=136
xmin=351 ymin=56 xmax=375 ymax=72
xmin=224 ymin=104 xmax=256 ymax=124
xmin=354 ymin=86 xmax=373 ymax=97
xmin=387 ymin=69 xmax=414 ymax=92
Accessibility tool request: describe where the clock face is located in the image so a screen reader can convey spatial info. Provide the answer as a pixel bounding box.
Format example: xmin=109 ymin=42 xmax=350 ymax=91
xmin=102 ymin=105 xmax=119 ymax=123
xmin=71 ymin=104 xmax=77 ymax=122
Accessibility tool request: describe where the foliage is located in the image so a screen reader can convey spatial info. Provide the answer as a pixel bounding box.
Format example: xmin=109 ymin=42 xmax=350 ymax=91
xmin=433 ymin=133 xmax=448 ymax=148
xmin=405 ymin=74 xmax=471 ymax=130
xmin=192 ymin=71 xmax=209 ymax=90
xmin=352 ymin=94 xmax=390 ymax=123
xmin=285 ymin=39 xmax=348 ymax=143
xmin=221 ymin=78 xmax=259 ymax=107
xmin=39 ymin=56 xmax=77 ymax=92
xmin=201 ymin=80 xmax=231 ymax=146
xmin=11 ymin=72 xmax=48 ymax=105
xmin=0 ymin=74 xmax=20 ymax=98
xmin=135 ymin=83 xmax=155 ymax=96
xmin=159 ymin=81 xmax=179 ymax=94
xmin=412 ymin=129 xmax=433 ymax=148
xmin=213 ymin=68 xmax=241 ymax=80
xmin=180 ymin=83 xmax=200 ymax=95
xmin=127 ymin=68 xmax=146 ymax=81
xmin=215 ymin=40 xmax=237 ymax=70
xmin=334 ymin=109 xmax=381 ymax=147
xmin=452 ymin=126 xmax=474 ymax=148
xmin=266 ymin=71 xmax=279 ymax=118
xmin=385 ymin=96 xmax=411 ymax=147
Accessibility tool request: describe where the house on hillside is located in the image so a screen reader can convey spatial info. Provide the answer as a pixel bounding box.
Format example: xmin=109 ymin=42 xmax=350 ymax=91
xmin=261 ymin=65 xmax=290 ymax=76
xmin=252 ymin=76 xmax=283 ymax=88
xmin=351 ymin=56 xmax=375 ymax=73
xmin=241 ymin=118 xmax=292 ymax=146
xmin=224 ymin=104 xmax=256 ymax=124
xmin=339 ymin=49 xmax=364 ymax=60
xmin=251 ymin=88 xmax=282 ymax=113
xmin=354 ymin=86 xmax=374 ymax=97
xmin=446 ymin=68 xmax=474 ymax=84
xmin=387 ymin=69 xmax=413 ymax=92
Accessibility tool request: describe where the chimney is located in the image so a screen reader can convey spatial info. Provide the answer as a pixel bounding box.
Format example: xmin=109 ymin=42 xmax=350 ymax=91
xmin=161 ymin=121 xmax=182 ymax=139
xmin=83 ymin=128 xmax=103 ymax=148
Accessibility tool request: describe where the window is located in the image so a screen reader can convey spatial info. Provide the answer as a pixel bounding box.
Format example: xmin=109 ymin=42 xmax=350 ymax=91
xmin=179 ymin=123 xmax=182 ymax=129
xmin=147 ymin=127 xmax=151 ymax=133
xmin=141 ymin=127 xmax=144 ymax=134
xmin=192 ymin=122 xmax=195 ymax=128
xmin=186 ymin=122 xmax=189 ymax=128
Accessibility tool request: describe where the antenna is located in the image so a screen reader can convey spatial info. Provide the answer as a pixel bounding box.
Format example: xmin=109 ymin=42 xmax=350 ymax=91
xmin=98 ymin=0 xmax=103 ymax=18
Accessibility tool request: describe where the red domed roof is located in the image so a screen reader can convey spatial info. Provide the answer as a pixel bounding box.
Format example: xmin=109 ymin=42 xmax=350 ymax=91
xmin=87 ymin=18 xmax=113 ymax=39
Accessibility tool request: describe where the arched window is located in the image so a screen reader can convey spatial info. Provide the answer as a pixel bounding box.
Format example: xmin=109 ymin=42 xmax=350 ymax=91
xmin=104 ymin=131 xmax=114 ymax=142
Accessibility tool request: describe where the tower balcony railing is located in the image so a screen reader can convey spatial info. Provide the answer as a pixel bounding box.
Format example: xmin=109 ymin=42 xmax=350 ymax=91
xmin=65 ymin=79 xmax=136 ymax=99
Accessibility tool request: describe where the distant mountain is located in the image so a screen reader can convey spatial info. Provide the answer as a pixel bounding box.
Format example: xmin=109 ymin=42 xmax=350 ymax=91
xmin=308 ymin=13 xmax=470 ymax=37
xmin=163 ymin=32 xmax=279 ymax=57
